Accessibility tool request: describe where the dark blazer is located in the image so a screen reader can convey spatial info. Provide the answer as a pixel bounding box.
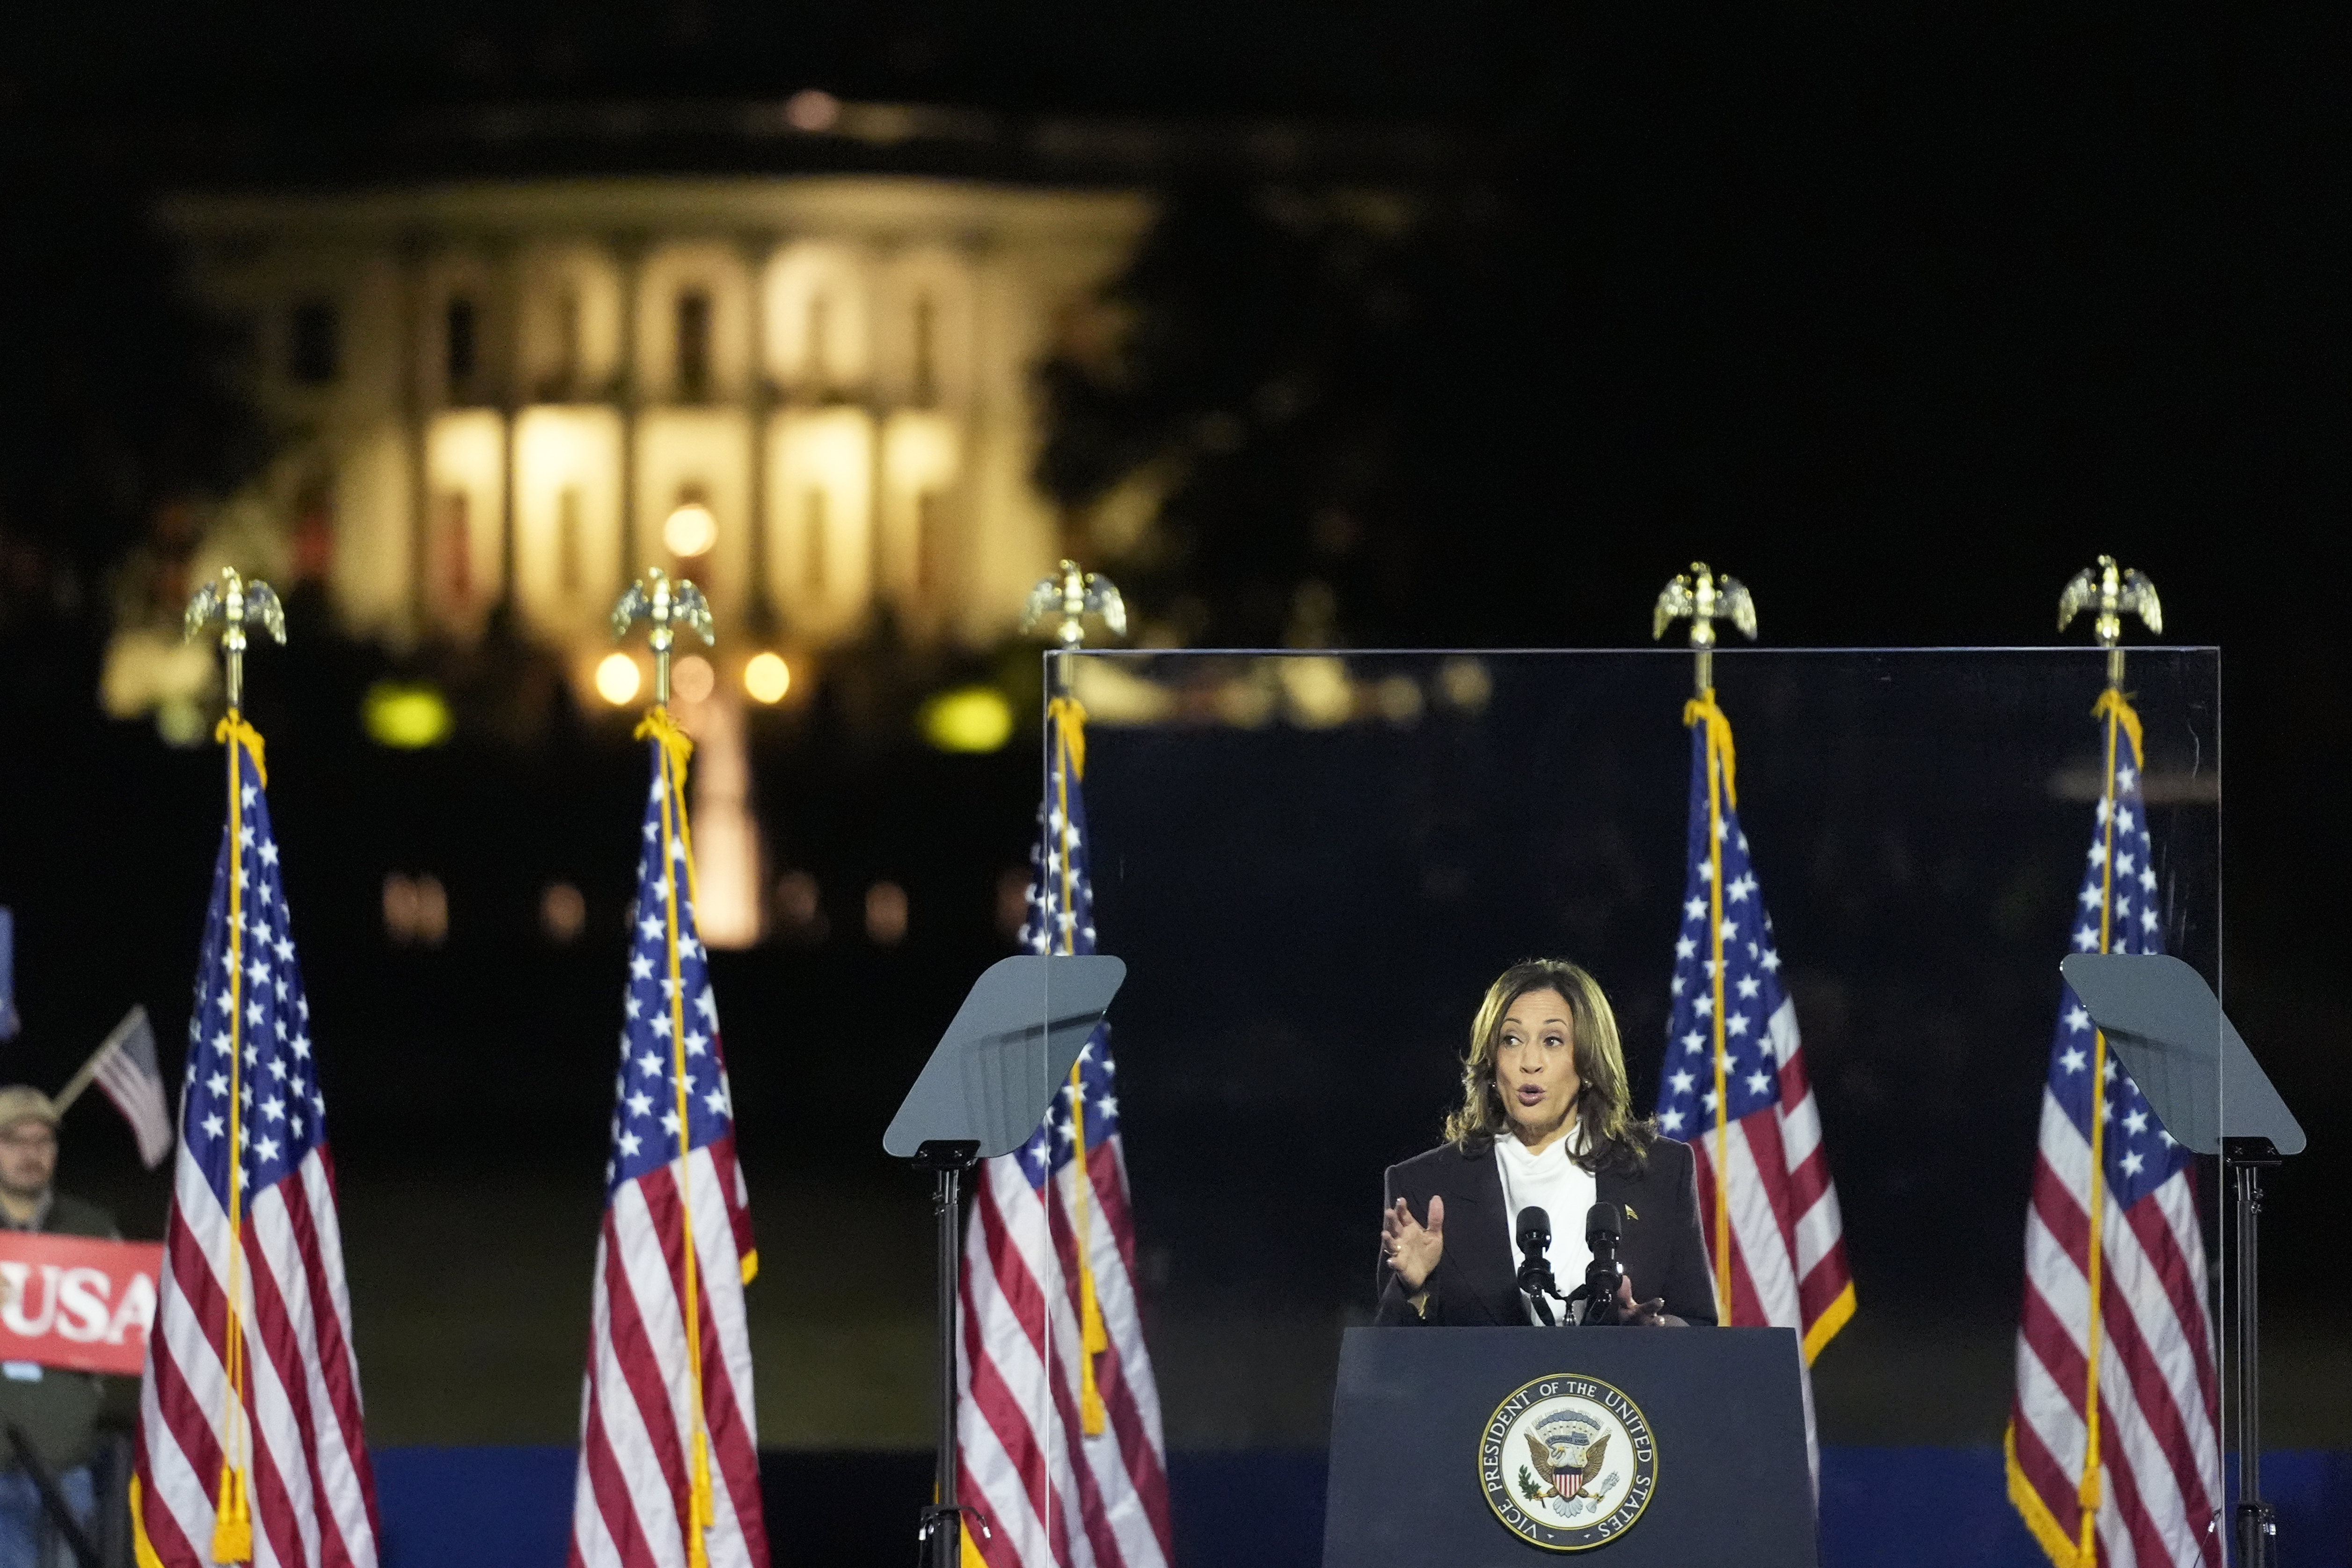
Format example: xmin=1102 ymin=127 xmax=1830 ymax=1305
xmin=1374 ymin=1135 xmax=1717 ymax=1327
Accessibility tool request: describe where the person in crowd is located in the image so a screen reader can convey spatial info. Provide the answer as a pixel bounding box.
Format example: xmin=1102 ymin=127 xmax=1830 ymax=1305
xmin=0 ymin=1086 xmax=129 ymax=1568
xmin=1377 ymin=959 xmax=1717 ymax=1328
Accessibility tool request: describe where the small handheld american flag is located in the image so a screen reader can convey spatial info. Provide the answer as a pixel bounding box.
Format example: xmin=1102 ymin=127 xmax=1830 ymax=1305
xmin=569 ymin=714 xmax=766 ymax=1568
xmin=133 ymin=716 xmax=382 ymax=1568
xmin=54 ymin=1005 xmax=173 ymax=1169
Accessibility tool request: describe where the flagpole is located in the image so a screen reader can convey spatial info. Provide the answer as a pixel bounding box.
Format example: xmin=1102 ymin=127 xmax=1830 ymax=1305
xmin=1653 ymin=563 xmax=1756 ymax=1320
xmin=613 ymin=567 xmax=721 ymax=1568
xmin=50 ymin=1006 xmax=148 ymax=1115
xmin=1021 ymin=560 xmax=1128 ymax=1439
xmin=180 ymin=568 xmax=287 ymax=1566
xmin=2053 ymin=556 xmax=2161 ymax=1566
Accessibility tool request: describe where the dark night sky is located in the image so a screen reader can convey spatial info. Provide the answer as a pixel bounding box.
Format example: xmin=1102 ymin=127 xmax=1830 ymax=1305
xmin=1 ymin=0 xmax=2345 ymax=1315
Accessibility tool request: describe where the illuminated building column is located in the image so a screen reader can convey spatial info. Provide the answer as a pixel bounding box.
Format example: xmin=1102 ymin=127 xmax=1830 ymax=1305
xmin=423 ymin=410 xmax=508 ymax=639
xmin=335 ymin=419 xmax=416 ymax=641
xmin=879 ymin=410 xmax=962 ymax=630
xmin=512 ymin=407 xmax=624 ymax=639
xmin=635 ymin=408 xmax=754 ymax=631
xmin=764 ymin=406 xmax=875 ymax=640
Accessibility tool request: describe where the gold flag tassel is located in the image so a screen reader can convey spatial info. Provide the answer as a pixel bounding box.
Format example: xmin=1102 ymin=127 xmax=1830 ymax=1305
xmin=1048 ymin=697 xmax=1111 ymax=1437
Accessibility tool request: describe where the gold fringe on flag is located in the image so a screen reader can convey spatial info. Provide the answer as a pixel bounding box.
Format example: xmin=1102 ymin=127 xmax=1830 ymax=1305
xmin=1046 ymin=697 xmax=1111 ymax=1437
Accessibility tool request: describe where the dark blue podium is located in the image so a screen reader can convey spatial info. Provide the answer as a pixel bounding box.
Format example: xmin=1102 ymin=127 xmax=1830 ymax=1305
xmin=1323 ymin=1327 xmax=1818 ymax=1566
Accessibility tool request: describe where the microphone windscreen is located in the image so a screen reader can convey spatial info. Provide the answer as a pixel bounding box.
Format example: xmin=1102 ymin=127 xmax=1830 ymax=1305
xmin=1585 ymin=1202 xmax=1623 ymax=1244
xmin=1516 ymin=1206 xmax=1551 ymax=1250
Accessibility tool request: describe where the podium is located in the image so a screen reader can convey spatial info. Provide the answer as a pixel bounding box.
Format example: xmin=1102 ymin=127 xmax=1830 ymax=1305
xmin=1323 ymin=1327 xmax=1817 ymax=1566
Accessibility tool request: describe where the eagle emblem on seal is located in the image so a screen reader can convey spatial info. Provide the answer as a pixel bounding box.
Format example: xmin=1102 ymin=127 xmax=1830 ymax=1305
xmin=1524 ymin=1430 xmax=1611 ymax=1502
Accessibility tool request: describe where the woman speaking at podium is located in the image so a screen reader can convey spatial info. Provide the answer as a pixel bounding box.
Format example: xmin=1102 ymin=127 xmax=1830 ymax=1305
xmin=1377 ymin=959 xmax=1716 ymax=1328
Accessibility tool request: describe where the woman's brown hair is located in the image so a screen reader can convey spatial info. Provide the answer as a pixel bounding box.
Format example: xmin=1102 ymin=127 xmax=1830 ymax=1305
xmin=1442 ymin=958 xmax=1654 ymax=1173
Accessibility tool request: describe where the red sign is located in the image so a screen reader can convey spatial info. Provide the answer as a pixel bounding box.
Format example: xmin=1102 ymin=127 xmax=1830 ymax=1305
xmin=0 ymin=1231 xmax=162 ymax=1376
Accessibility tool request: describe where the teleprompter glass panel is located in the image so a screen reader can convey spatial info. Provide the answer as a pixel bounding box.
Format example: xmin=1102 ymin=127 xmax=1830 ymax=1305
xmin=1047 ymin=646 xmax=2223 ymax=1550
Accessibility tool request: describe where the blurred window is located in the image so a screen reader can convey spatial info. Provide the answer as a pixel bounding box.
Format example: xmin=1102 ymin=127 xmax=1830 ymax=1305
xmin=446 ymin=297 xmax=479 ymax=398
xmin=915 ymin=489 xmax=943 ymax=599
xmin=557 ymin=486 xmax=583 ymax=593
xmin=911 ymin=293 xmax=936 ymax=406
xmin=288 ymin=299 xmax=339 ymax=385
xmin=548 ymin=289 xmax=581 ymax=401
xmin=804 ymin=294 xmax=830 ymax=390
xmin=676 ymin=290 xmax=712 ymax=401
xmin=803 ymin=488 xmax=828 ymax=593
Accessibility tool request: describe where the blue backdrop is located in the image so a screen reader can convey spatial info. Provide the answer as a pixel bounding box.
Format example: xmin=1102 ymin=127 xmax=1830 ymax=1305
xmin=370 ymin=1445 xmax=2350 ymax=1567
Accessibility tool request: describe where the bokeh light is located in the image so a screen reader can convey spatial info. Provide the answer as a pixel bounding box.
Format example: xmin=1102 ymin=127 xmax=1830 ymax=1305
xmin=663 ymin=501 xmax=717 ymax=558
xmin=595 ymin=653 xmax=643 ymax=705
xmin=673 ymin=653 xmax=715 ymax=704
xmin=773 ymin=870 xmax=826 ymax=944
xmin=864 ymin=880 xmax=908 ymax=946
xmin=917 ymin=685 xmax=1014 ymax=753
xmin=362 ymin=681 xmax=454 ymax=748
xmin=540 ymin=882 xmax=586 ymax=944
xmin=744 ymin=652 xmax=791 ymax=704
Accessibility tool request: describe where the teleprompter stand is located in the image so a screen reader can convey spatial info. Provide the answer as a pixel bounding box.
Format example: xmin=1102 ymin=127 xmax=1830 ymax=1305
xmin=2062 ymin=953 xmax=2307 ymax=1568
xmin=884 ymin=953 xmax=1126 ymax=1568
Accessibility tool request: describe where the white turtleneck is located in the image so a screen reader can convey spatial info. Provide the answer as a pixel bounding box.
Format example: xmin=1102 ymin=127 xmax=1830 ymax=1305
xmin=1493 ymin=1130 xmax=1596 ymax=1326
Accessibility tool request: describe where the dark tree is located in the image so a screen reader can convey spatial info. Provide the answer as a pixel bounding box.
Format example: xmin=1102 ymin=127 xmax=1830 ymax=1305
xmin=0 ymin=152 xmax=264 ymax=640
xmin=1037 ymin=176 xmax=1566 ymax=650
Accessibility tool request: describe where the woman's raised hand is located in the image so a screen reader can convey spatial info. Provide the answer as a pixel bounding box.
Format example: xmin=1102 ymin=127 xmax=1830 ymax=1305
xmin=1613 ymin=1274 xmax=1671 ymax=1327
xmin=1381 ymin=1195 xmax=1446 ymax=1291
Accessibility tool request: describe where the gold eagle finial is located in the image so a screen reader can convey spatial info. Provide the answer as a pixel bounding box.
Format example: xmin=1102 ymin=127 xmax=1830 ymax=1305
xmin=2057 ymin=555 xmax=2161 ymax=687
xmin=183 ymin=567 xmax=287 ymax=710
xmin=1653 ymin=562 xmax=1755 ymax=694
xmin=1023 ymin=558 xmax=1128 ymax=694
xmin=1022 ymin=559 xmax=1128 ymax=649
xmin=612 ymin=568 xmax=716 ymax=707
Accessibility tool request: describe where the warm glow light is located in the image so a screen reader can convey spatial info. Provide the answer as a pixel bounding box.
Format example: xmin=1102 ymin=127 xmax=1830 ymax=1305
xmin=674 ymin=654 xmax=716 ymax=703
xmin=744 ymin=652 xmax=791 ymax=703
xmin=784 ymin=89 xmax=842 ymax=132
xmin=918 ymin=686 xmax=1015 ymax=753
xmin=362 ymin=681 xmax=453 ymax=748
xmin=664 ymin=501 xmax=718 ymax=557
xmin=864 ymin=881 xmax=909 ymax=946
xmin=541 ymin=882 xmax=586 ymax=944
xmin=595 ymin=653 xmax=643 ymax=705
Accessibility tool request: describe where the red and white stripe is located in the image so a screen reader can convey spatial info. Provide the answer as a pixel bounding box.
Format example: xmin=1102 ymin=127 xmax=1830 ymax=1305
xmin=133 ymin=1144 xmax=380 ymax=1568
xmin=957 ymin=1135 xmax=1172 ymax=1568
xmin=570 ymin=1133 xmax=766 ymax=1568
xmin=2009 ymin=1094 xmax=2221 ymax=1566
xmin=95 ymin=1043 xmax=173 ymax=1169
xmin=1690 ymin=996 xmax=1857 ymax=1357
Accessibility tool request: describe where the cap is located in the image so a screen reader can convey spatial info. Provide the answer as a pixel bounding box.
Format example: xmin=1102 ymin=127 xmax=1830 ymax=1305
xmin=0 ymin=1085 xmax=59 ymax=1133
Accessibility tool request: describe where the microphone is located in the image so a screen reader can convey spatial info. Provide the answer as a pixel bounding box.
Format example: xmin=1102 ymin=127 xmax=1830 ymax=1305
xmin=1579 ymin=1203 xmax=1625 ymax=1326
xmin=1514 ymin=1206 xmax=1560 ymax=1326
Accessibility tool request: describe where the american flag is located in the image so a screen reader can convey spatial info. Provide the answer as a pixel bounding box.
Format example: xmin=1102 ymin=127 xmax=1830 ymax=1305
xmin=133 ymin=718 xmax=382 ymax=1568
xmin=91 ymin=1005 xmax=175 ymax=1169
xmin=1653 ymin=695 xmax=1856 ymax=1357
xmin=957 ymin=696 xmax=1172 ymax=1568
xmin=2006 ymin=689 xmax=2220 ymax=1568
xmin=570 ymin=721 xmax=766 ymax=1568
